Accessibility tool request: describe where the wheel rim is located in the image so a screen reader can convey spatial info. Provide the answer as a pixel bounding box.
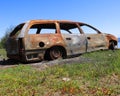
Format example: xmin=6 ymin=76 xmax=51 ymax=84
xmin=50 ymin=48 xmax=62 ymax=60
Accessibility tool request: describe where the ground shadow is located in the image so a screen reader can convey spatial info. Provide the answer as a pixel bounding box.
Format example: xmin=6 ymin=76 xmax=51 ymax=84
xmin=0 ymin=59 xmax=20 ymax=65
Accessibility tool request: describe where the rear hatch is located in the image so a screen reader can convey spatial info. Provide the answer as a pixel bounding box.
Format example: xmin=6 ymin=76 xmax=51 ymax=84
xmin=5 ymin=23 xmax=25 ymax=59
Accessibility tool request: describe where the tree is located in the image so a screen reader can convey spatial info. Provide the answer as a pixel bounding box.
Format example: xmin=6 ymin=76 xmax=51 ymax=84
xmin=0 ymin=26 xmax=14 ymax=48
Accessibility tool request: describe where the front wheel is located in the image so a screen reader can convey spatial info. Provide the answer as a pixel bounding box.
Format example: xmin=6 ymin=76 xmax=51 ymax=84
xmin=49 ymin=47 xmax=62 ymax=60
xmin=109 ymin=41 xmax=115 ymax=50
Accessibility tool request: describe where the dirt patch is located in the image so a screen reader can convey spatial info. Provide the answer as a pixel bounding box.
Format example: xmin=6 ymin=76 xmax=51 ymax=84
xmin=31 ymin=56 xmax=92 ymax=70
xmin=0 ymin=56 xmax=92 ymax=70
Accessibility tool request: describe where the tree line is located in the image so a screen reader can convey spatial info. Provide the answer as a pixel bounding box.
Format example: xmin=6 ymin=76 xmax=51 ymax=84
xmin=0 ymin=26 xmax=14 ymax=48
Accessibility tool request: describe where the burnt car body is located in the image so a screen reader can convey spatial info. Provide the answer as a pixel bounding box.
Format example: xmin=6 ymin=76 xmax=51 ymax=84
xmin=5 ymin=20 xmax=118 ymax=62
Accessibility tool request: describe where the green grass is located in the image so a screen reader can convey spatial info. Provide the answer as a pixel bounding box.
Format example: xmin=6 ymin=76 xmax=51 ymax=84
xmin=0 ymin=49 xmax=7 ymax=58
xmin=0 ymin=49 xmax=120 ymax=96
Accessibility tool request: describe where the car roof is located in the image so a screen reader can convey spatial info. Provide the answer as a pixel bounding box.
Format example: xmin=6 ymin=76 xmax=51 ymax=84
xmin=23 ymin=20 xmax=87 ymax=30
xmin=25 ymin=19 xmax=85 ymax=25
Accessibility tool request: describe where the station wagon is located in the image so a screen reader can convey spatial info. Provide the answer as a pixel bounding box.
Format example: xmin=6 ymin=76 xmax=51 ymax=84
xmin=5 ymin=20 xmax=118 ymax=62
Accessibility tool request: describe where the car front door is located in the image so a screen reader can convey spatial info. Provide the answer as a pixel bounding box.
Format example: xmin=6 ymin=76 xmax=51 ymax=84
xmin=80 ymin=24 xmax=107 ymax=52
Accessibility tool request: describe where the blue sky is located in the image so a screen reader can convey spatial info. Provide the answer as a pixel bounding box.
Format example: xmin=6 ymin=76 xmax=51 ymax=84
xmin=0 ymin=0 xmax=120 ymax=38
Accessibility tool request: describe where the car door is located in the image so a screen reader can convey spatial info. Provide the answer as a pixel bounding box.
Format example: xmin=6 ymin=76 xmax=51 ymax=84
xmin=62 ymin=34 xmax=87 ymax=56
xmin=80 ymin=24 xmax=107 ymax=52
xmin=86 ymin=34 xmax=107 ymax=51
xmin=58 ymin=22 xmax=87 ymax=56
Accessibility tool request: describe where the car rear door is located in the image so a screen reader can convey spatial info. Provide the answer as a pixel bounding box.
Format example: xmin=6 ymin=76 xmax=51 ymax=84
xmin=62 ymin=34 xmax=87 ymax=56
xmin=59 ymin=22 xmax=87 ymax=56
xmin=80 ymin=24 xmax=107 ymax=52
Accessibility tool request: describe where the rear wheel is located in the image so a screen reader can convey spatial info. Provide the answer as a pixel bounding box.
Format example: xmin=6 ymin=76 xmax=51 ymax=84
xmin=49 ymin=47 xmax=62 ymax=60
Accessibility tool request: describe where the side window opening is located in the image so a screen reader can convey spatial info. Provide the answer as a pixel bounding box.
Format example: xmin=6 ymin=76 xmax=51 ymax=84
xmin=80 ymin=24 xmax=101 ymax=34
xmin=28 ymin=28 xmax=38 ymax=34
xmin=59 ymin=23 xmax=80 ymax=34
xmin=40 ymin=29 xmax=56 ymax=34
xmin=69 ymin=28 xmax=80 ymax=34
xmin=28 ymin=23 xmax=57 ymax=34
xmin=60 ymin=29 xmax=72 ymax=34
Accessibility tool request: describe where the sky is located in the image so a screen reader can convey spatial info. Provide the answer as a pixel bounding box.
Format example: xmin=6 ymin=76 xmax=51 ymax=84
xmin=0 ymin=0 xmax=120 ymax=38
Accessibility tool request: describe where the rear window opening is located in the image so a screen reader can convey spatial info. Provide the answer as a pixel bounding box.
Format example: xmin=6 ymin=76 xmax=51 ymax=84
xmin=28 ymin=23 xmax=57 ymax=34
xmin=9 ymin=23 xmax=24 ymax=37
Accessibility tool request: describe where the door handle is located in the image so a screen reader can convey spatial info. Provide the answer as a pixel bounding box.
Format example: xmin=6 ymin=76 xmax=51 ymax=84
xmin=66 ymin=38 xmax=71 ymax=40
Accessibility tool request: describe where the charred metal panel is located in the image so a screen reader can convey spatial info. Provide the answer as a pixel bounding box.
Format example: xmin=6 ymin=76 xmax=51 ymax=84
xmin=25 ymin=34 xmax=65 ymax=50
xmin=6 ymin=37 xmax=19 ymax=55
xmin=19 ymin=21 xmax=30 ymax=38
xmin=62 ymin=34 xmax=87 ymax=55
xmin=86 ymin=34 xmax=108 ymax=52
xmin=49 ymin=34 xmax=65 ymax=46
xmin=25 ymin=34 xmax=50 ymax=50
xmin=23 ymin=33 xmax=66 ymax=61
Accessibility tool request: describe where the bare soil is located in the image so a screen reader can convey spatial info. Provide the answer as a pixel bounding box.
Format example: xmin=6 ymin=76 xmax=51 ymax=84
xmin=0 ymin=55 xmax=92 ymax=69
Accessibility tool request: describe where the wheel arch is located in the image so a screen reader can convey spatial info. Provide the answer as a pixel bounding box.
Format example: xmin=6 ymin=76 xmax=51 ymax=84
xmin=44 ymin=45 xmax=67 ymax=60
xmin=109 ymin=40 xmax=117 ymax=45
xmin=108 ymin=40 xmax=117 ymax=50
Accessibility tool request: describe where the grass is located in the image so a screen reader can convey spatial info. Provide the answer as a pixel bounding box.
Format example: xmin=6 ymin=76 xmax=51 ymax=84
xmin=0 ymin=49 xmax=120 ymax=96
xmin=0 ymin=49 xmax=7 ymax=58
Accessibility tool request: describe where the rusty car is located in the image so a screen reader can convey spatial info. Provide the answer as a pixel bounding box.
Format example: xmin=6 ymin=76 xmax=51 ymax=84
xmin=5 ymin=20 xmax=118 ymax=62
